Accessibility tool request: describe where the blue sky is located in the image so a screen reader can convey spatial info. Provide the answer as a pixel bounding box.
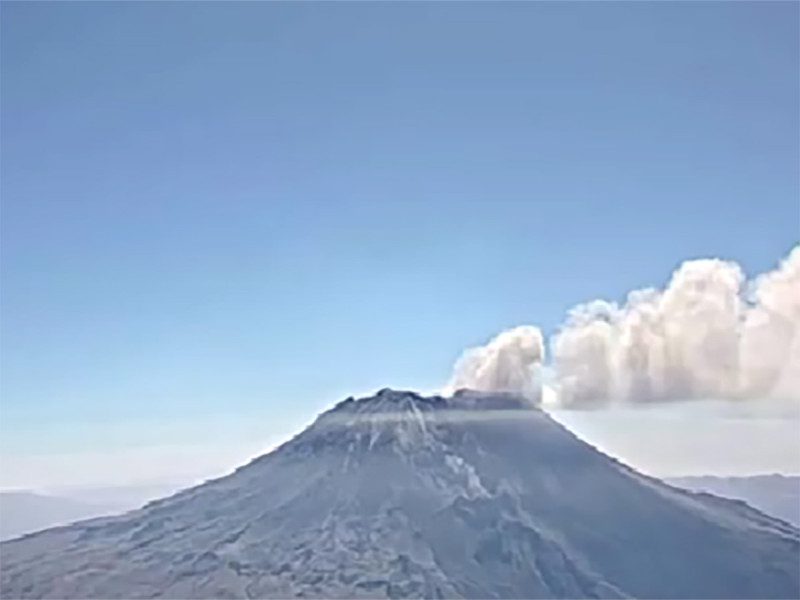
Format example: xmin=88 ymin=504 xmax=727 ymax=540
xmin=1 ymin=2 xmax=798 ymax=486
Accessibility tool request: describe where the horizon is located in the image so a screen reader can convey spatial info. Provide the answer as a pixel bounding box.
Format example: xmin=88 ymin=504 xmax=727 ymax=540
xmin=3 ymin=385 xmax=799 ymax=508
xmin=1 ymin=385 xmax=798 ymax=493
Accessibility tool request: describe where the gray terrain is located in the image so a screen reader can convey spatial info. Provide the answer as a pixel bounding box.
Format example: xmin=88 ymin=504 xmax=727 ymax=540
xmin=3 ymin=474 xmax=796 ymax=543
xmin=1 ymin=389 xmax=798 ymax=599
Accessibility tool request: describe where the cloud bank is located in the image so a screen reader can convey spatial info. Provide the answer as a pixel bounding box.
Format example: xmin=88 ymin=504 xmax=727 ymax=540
xmin=447 ymin=246 xmax=800 ymax=408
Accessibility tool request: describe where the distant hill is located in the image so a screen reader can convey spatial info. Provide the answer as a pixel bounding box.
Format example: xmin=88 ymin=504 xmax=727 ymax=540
xmin=0 ymin=492 xmax=116 ymax=541
xmin=0 ymin=484 xmax=185 ymax=541
xmin=667 ymin=474 xmax=800 ymax=526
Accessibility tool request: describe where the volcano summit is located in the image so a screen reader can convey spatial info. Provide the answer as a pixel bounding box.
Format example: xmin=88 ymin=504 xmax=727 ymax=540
xmin=1 ymin=389 xmax=798 ymax=599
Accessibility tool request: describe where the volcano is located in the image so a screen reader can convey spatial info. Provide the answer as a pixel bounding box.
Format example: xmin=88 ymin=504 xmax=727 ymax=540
xmin=1 ymin=389 xmax=798 ymax=599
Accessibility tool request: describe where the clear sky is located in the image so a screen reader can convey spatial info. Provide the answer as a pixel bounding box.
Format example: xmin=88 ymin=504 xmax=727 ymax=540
xmin=2 ymin=2 xmax=798 ymax=489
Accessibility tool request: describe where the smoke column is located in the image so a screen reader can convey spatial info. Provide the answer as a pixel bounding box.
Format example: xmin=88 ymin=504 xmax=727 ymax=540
xmin=445 ymin=326 xmax=545 ymax=402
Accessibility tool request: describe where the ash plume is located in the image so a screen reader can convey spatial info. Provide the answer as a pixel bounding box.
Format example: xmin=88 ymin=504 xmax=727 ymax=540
xmin=553 ymin=246 xmax=800 ymax=407
xmin=445 ymin=326 xmax=545 ymax=403
xmin=447 ymin=246 xmax=800 ymax=408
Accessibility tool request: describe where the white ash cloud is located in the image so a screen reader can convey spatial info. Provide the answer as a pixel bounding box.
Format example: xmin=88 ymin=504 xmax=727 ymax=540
xmin=445 ymin=247 xmax=800 ymax=408
xmin=553 ymin=246 xmax=800 ymax=407
xmin=445 ymin=326 xmax=545 ymax=402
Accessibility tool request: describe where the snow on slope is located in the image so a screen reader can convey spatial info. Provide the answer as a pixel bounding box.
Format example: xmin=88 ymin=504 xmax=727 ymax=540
xmin=0 ymin=389 xmax=798 ymax=599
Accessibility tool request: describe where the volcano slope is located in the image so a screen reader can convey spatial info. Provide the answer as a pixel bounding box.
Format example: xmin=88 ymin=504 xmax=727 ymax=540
xmin=1 ymin=389 xmax=798 ymax=599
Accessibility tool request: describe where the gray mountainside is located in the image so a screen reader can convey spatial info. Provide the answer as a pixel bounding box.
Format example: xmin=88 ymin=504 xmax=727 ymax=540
xmin=1 ymin=390 xmax=798 ymax=599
